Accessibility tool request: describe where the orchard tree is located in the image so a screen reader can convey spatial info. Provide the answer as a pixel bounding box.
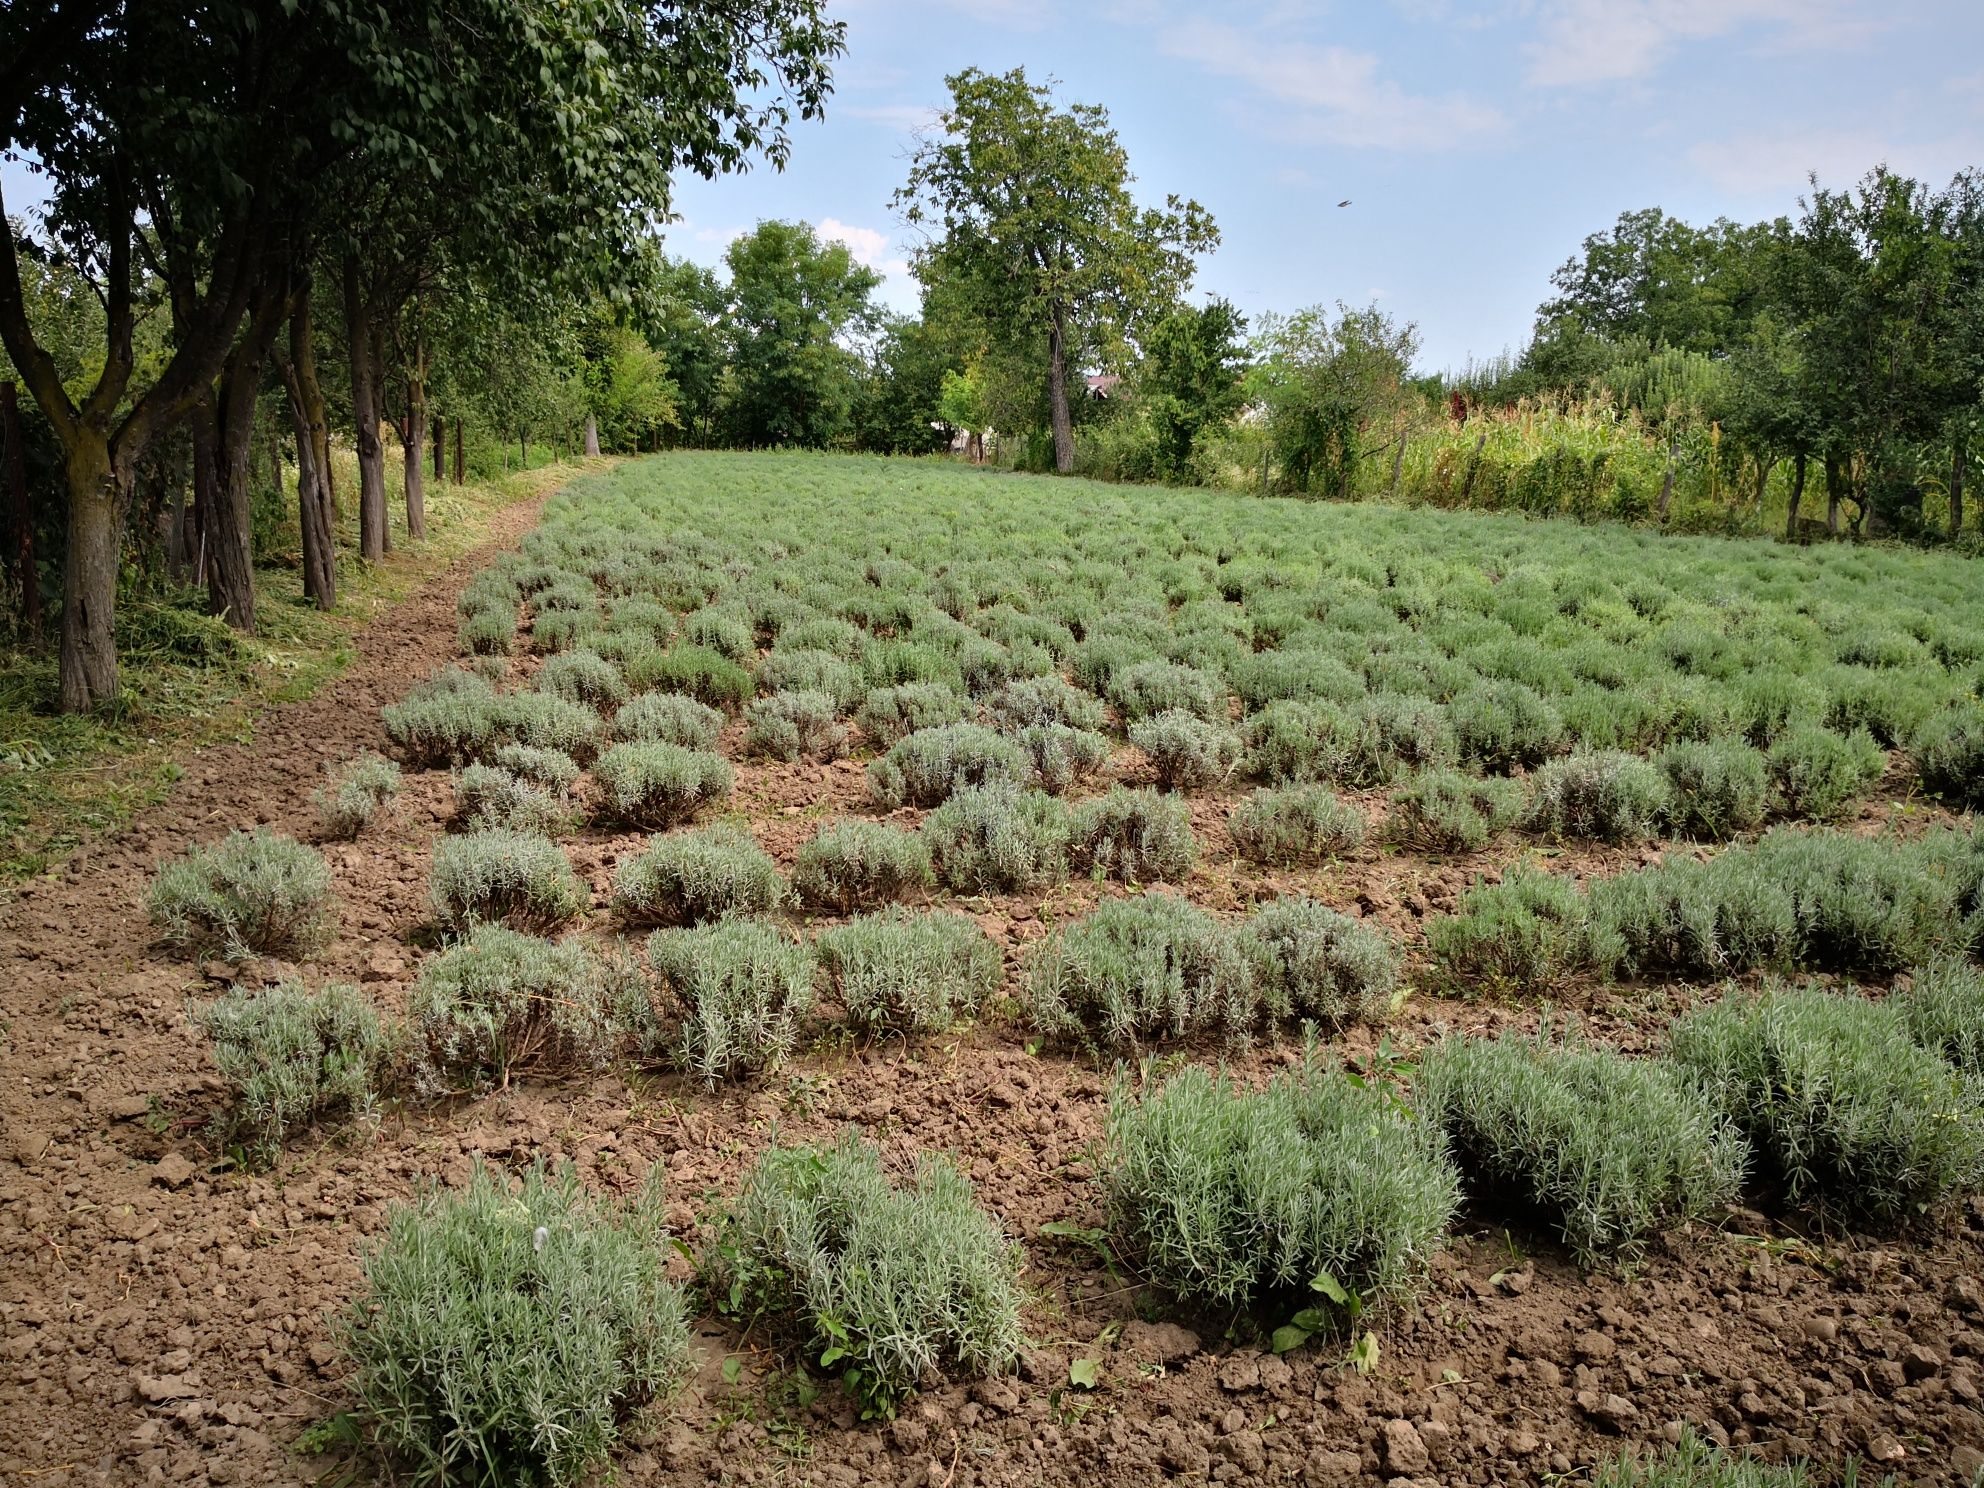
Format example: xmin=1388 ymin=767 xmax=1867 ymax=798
xmin=720 ymin=220 xmax=880 ymax=447
xmin=896 ymin=67 xmax=1216 ymax=474
xmin=1137 ymin=297 xmax=1248 ymax=479
xmin=854 ymin=315 xmax=956 ymax=456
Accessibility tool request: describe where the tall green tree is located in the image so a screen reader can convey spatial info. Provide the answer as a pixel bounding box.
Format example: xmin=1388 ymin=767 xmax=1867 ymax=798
xmin=1251 ymin=305 xmax=1419 ymax=500
xmin=720 ymin=220 xmax=880 ymax=448
xmin=895 ymin=67 xmax=1216 ymax=474
xmin=1136 ymin=297 xmax=1248 ymax=479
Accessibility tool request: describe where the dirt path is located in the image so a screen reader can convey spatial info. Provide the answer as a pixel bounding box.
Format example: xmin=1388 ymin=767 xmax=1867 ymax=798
xmin=2 ymin=483 xmax=1982 ymax=1487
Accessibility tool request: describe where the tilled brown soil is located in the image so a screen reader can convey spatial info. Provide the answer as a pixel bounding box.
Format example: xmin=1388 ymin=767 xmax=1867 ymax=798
xmin=3 ymin=494 xmax=1982 ymax=1488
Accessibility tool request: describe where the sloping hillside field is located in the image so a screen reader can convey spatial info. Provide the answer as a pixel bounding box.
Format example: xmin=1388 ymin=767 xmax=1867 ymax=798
xmin=6 ymin=451 xmax=1984 ymax=1487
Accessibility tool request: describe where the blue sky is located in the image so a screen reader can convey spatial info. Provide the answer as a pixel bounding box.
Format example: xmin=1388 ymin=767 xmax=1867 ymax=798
xmin=667 ymin=0 xmax=1984 ymax=371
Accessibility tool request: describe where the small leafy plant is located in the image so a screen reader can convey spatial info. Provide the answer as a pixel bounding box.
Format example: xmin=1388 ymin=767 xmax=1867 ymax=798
xmin=646 ymin=918 xmax=816 ymax=1084
xmin=148 ymin=829 xmax=335 ymax=959
xmin=337 ymin=1162 xmax=691 ymax=1488
xmin=1235 ymin=896 xmax=1401 ymax=1031
xmin=867 ymin=723 xmax=1034 ymax=809
xmin=1068 ymin=787 xmax=1199 ymax=883
xmin=611 ymin=824 xmax=784 ymax=927
xmin=816 ymin=907 xmax=1004 ymax=1036
xmin=1227 ymin=785 xmax=1367 ymax=866
xmin=1525 ymin=751 xmax=1672 ymax=844
xmin=313 ymin=752 xmax=402 ymax=839
xmin=429 ymin=829 xmax=588 ymax=932
xmin=1387 ymin=768 xmax=1524 ymax=854
xmin=612 ymin=692 xmax=725 ymax=750
xmin=922 ymin=784 xmax=1072 ymax=894
xmin=592 ymin=741 xmax=734 ymax=829
xmin=745 ymin=689 xmax=852 ymax=762
xmin=1130 ymin=709 xmax=1243 ymax=791
xmin=791 ymin=819 xmax=934 ymax=914
xmin=704 ymin=1132 xmax=1023 ymax=1419
xmin=1028 ymin=893 xmax=1250 ymax=1049
xmin=193 ymin=979 xmax=388 ymax=1160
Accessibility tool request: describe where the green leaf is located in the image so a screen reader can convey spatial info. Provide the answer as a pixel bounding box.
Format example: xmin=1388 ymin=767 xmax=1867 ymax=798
xmin=819 ymin=1345 xmax=846 ymax=1367
xmin=720 ymin=1355 xmax=743 ymax=1385
xmin=1288 ymin=1307 xmax=1330 ymax=1333
xmin=1349 ymin=1331 xmax=1380 ymax=1375
xmin=1269 ymin=1324 xmax=1312 ymax=1355
xmin=1069 ymin=1357 xmax=1099 ymax=1388
xmin=1309 ymin=1270 xmax=1350 ymax=1306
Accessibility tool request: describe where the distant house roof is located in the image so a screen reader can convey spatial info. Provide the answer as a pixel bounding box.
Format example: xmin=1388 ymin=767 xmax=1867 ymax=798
xmin=1085 ymin=374 xmax=1121 ymax=400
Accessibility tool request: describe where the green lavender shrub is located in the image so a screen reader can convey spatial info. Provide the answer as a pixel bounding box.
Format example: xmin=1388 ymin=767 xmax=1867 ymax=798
xmin=612 ymin=692 xmax=724 ymax=750
xmin=1130 ymin=709 xmax=1243 ymax=791
xmin=1449 ymin=681 xmax=1567 ymax=772
xmin=429 ymin=829 xmax=587 ymax=932
xmin=1525 ymin=751 xmax=1672 ymax=844
xmin=1668 ymin=984 xmax=1984 ymax=1225
xmin=337 ymin=1162 xmax=691 ymax=1488
xmin=455 ymin=764 xmax=571 ymax=835
xmin=1590 ymin=1429 xmax=1893 ymax=1488
xmin=1897 ymin=957 xmax=1984 ymax=1077
xmin=757 ymin=648 xmax=865 ymax=711
xmin=646 ymin=918 xmax=816 ymax=1084
xmin=314 ymin=752 xmax=402 ymax=839
xmin=1107 ymin=659 xmax=1226 ymax=723
xmin=1028 ymin=893 xmax=1249 ymax=1049
xmin=1822 ymin=663 xmax=1947 ymax=748
xmin=1103 ymin=1058 xmax=1458 ymax=1313
xmin=409 ymin=926 xmax=633 ymax=1093
xmin=457 ymin=605 xmax=515 ymax=657
xmin=817 ymin=908 xmax=1003 ymax=1035
xmin=148 ymin=830 xmax=335 ymax=958
xmin=534 ymin=648 xmax=627 ymax=710
xmin=382 ymin=675 xmax=503 ymax=766
xmin=611 ymin=825 xmax=783 ymax=927
xmin=985 ymin=674 xmax=1106 ymax=733
xmin=856 ymin=682 xmax=969 ymax=745
xmin=682 ymin=606 xmax=754 ymax=660
xmin=1229 ymin=648 xmax=1366 ymax=712
xmin=592 ymin=742 xmax=733 ymax=829
xmin=1241 ymin=701 xmax=1346 ymax=784
xmin=922 ymin=785 xmax=1071 ymax=894
xmin=628 ymin=644 xmax=754 ymax=710
xmin=192 ymin=979 xmax=387 ymax=1158
xmin=1234 ymin=897 xmax=1401 ymax=1031
xmin=705 ymin=1132 xmax=1023 ymax=1419
xmin=745 ymin=689 xmax=852 ymax=762
xmin=1336 ymin=693 xmax=1458 ymax=786
xmin=791 ymin=819 xmax=934 ymax=913
xmin=1387 ymin=769 xmax=1525 ymax=853
xmin=1068 ymin=787 xmax=1199 ymax=883
xmin=1009 ymin=722 xmax=1111 ymax=793
xmin=492 ymin=743 xmax=582 ymax=795
xmin=1910 ymin=706 xmax=1984 ymax=810
xmin=1658 ymin=739 xmax=1771 ymax=839
xmin=1767 ymin=725 xmax=1884 ymax=821
xmin=867 ymin=723 xmax=1034 ymax=809
xmin=1416 ymin=1033 xmax=1745 ymax=1267
xmin=1427 ymin=870 xmax=1598 ymax=996
xmin=1226 ymin=786 xmax=1367 ymax=866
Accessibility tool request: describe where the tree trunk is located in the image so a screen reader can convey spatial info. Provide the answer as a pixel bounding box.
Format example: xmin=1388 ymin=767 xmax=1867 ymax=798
xmin=278 ymin=286 xmax=336 ymax=609
xmin=188 ymin=393 xmax=218 ymax=586
xmin=454 ymin=417 xmax=464 ymax=484
xmin=403 ymin=344 xmax=427 ymax=540
xmin=1824 ymin=454 xmax=1843 ymax=534
xmin=1951 ymin=442 xmax=1966 ymax=540
xmin=1389 ymin=430 xmax=1406 ymax=497
xmin=1656 ymin=443 xmax=1678 ymax=522
xmin=1785 ymin=451 xmax=1807 ymax=541
xmin=583 ymin=414 xmax=601 ymax=457
xmin=343 ymin=259 xmax=388 ymax=561
xmin=432 ymin=414 xmax=445 ymax=481
xmin=206 ymin=292 xmax=286 ymax=633
xmin=58 ymin=431 xmax=125 ymax=711
xmin=1047 ymin=303 xmax=1074 ymax=475
xmin=1 ymin=380 xmax=39 ymax=634
xmin=519 ymin=428 xmax=526 ymax=467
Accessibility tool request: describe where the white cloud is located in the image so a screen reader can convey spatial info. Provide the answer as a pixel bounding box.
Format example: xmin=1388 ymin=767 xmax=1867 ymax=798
xmin=817 ymin=217 xmax=913 ymax=280
xmin=1163 ymin=19 xmax=1505 ymax=151
xmin=1523 ymin=0 xmax=1869 ymax=88
xmin=1685 ymin=127 xmax=1973 ymax=197
xmin=843 ymin=103 xmax=942 ymax=133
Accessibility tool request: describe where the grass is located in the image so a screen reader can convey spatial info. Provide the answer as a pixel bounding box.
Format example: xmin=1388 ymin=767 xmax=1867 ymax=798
xmin=0 ymin=453 xmax=597 ymax=883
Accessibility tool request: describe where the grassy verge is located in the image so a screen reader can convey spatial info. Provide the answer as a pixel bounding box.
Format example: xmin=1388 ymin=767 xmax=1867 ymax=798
xmin=0 ymin=454 xmax=603 ymax=883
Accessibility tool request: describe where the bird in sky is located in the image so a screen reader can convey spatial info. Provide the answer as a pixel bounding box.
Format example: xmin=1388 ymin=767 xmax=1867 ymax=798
xmin=1337 ymin=199 xmax=1352 ymax=207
